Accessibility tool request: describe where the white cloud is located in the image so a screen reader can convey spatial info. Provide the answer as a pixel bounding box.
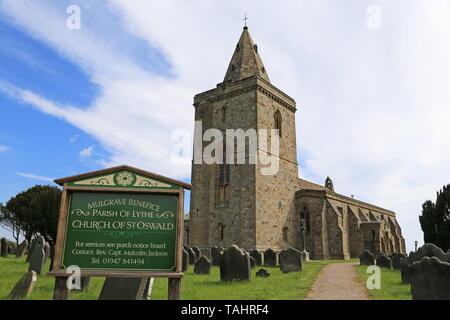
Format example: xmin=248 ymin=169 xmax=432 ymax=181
xmin=0 ymin=145 xmax=9 ymax=152
xmin=2 ymin=0 xmax=450 ymax=252
xmin=79 ymin=145 xmax=95 ymax=157
xmin=14 ymin=172 xmax=54 ymax=182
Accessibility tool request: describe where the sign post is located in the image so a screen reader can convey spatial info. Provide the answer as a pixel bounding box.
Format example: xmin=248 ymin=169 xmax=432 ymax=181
xmin=47 ymin=165 xmax=191 ymax=300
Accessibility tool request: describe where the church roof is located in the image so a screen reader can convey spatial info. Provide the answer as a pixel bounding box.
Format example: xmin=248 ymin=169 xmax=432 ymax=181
xmin=223 ymin=27 xmax=270 ymax=83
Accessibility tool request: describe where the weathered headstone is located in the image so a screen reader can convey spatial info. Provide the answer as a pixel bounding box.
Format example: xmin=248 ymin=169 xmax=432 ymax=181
xmin=219 ymin=245 xmax=251 ymax=282
xmin=250 ymin=249 xmax=263 ymax=266
xmin=98 ymin=278 xmax=150 ymax=300
xmin=211 ymin=246 xmax=223 ymax=266
xmin=401 ymin=244 xmax=450 ymax=284
xmin=8 ymin=270 xmax=37 ymax=299
xmin=28 ymin=236 xmax=45 ymax=275
xmin=376 ymin=253 xmax=391 ymax=269
xmin=184 ymin=245 xmax=196 ymax=265
xmin=256 ymin=268 xmax=271 ymax=278
xmin=26 ymin=239 xmax=36 ymax=263
xmin=279 ymin=248 xmax=302 ymax=273
xmin=16 ymin=240 xmax=28 ymax=258
xmin=359 ymin=250 xmax=375 ymax=266
xmin=250 ymin=256 xmax=256 ymax=269
xmin=410 ymin=257 xmax=450 ymax=300
xmin=391 ymin=252 xmax=407 ymax=270
xmin=192 ymin=246 xmax=201 ymax=260
xmin=264 ymin=248 xmax=278 ymax=266
xmin=0 ymin=238 xmax=8 ymax=257
xmin=182 ymin=249 xmax=189 ymax=272
xmin=194 ymin=256 xmax=211 ymax=275
xmin=44 ymin=242 xmax=51 ymax=265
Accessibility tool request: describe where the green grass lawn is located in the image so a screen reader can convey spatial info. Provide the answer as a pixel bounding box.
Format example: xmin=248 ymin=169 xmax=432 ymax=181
xmin=354 ymin=265 xmax=412 ymax=300
xmin=0 ymin=256 xmax=330 ymax=300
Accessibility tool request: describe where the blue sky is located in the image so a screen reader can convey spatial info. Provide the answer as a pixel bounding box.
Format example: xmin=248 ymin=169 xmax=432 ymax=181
xmin=1 ymin=0 xmax=450 ymax=252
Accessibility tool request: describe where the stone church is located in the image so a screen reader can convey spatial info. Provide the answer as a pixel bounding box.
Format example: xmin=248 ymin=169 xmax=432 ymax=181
xmin=188 ymin=26 xmax=406 ymax=259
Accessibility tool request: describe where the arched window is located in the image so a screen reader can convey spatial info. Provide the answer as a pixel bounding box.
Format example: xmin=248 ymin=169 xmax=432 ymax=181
xmin=274 ymin=110 xmax=282 ymax=137
xmin=218 ymin=223 xmax=225 ymax=241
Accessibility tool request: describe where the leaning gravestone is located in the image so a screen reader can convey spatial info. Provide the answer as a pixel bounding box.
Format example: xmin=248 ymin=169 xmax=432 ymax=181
xmin=211 ymin=246 xmax=223 ymax=266
xmin=250 ymin=250 xmax=263 ymax=266
xmin=194 ymin=256 xmax=211 ymax=275
xmin=192 ymin=246 xmax=201 ymax=260
xmin=264 ymin=248 xmax=278 ymax=266
xmin=16 ymin=240 xmax=28 ymax=258
xmin=376 ymin=253 xmax=391 ymax=269
xmin=184 ymin=245 xmax=196 ymax=265
xmin=279 ymin=248 xmax=302 ymax=273
xmin=250 ymin=256 xmax=256 ymax=269
xmin=219 ymin=245 xmax=251 ymax=282
xmin=359 ymin=250 xmax=375 ymax=265
xmin=28 ymin=236 xmax=45 ymax=275
xmin=391 ymin=252 xmax=407 ymax=270
xmin=410 ymin=257 xmax=450 ymax=300
xmin=8 ymin=270 xmax=37 ymax=299
xmin=256 ymin=268 xmax=271 ymax=278
xmin=182 ymin=249 xmax=189 ymax=272
xmin=0 ymin=238 xmax=8 ymax=257
xmin=98 ymin=278 xmax=150 ymax=300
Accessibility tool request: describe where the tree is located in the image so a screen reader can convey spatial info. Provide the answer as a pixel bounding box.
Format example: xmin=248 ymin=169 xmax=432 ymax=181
xmin=419 ymin=184 xmax=450 ymax=251
xmin=3 ymin=185 xmax=61 ymax=245
xmin=0 ymin=203 xmax=22 ymax=246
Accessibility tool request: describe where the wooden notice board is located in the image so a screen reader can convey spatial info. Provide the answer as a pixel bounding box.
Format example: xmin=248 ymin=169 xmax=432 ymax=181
xmin=47 ymin=165 xmax=191 ymax=300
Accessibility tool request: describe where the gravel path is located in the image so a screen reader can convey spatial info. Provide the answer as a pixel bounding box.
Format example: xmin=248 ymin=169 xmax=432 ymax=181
xmin=305 ymin=262 xmax=371 ymax=300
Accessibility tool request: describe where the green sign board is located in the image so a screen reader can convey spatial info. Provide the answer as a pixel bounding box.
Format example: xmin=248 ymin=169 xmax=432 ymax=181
xmin=62 ymin=192 xmax=179 ymax=271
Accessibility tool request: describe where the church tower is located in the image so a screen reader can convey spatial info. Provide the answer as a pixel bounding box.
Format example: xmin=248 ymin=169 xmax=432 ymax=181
xmin=189 ymin=27 xmax=301 ymax=251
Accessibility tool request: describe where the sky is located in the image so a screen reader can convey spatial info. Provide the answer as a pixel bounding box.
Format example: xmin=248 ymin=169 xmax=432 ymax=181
xmin=1 ymin=0 xmax=450 ymax=252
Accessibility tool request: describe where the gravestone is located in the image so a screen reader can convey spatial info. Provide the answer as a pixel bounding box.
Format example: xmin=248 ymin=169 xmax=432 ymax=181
xmin=250 ymin=250 xmax=263 ymax=266
xmin=44 ymin=242 xmax=51 ymax=265
xmin=184 ymin=245 xmax=196 ymax=265
xmin=400 ymin=256 xmax=411 ymax=284
xmin=219 ymin=245 xmax=251 ymax=282
xmin=264 ymin=248 xmax=278 ymax=266
xmin=192 ymin=246 xmax=201 ymax=261
xmin=0 ymin=238 xmax=8 ymax=257
xmin=410 ymin=257 xmax=450 ymax=300
xmin=182 ymin=249 xmax=189 ymax=272
xmin=194 ymin=256 xmax=211 ymax=275
xmin=211 ymin=246 xmax=223 ymax=266
xmin=26 ymin=239 xmax=36 ymax=263
xmin=98 ymin=278 xmax=150 ymax=300
xmin=376 ymin=253 xmax=391 ymax=269
xmin=250 ymin=256 xmax=256 ymax=269
xmin=16 ymin=240 xmax=28 ymax=258
xmin=279 ymin=248 xmax=302 ymax=273
xmin=256 ymin=268 xmax=271 ymax=278
xmin=391 ymin=253 xmax=407 ymax=270
xmin=401 ymin=244 xmax=450 ymax=284
xmin=28 ymin=236 xmax=45 ymax=275
xmin=8 ymin=270 xmax=37 ymax=299
xmin=359 ymin=250 xmax=375 ymax=266
xmin=204 ymin=248 xmax=211 ymax=259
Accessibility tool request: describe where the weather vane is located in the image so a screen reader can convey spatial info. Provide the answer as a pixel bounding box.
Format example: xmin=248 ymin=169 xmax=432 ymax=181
xmin=244 ymin=13 xmax=248 ymax=27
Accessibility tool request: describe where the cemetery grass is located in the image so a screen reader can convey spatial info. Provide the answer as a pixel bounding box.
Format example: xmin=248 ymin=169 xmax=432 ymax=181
xmin=0 ymin=257 xmax=334 ymax=300
xmin=354 ymin=265 xmax=412 ymax=300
